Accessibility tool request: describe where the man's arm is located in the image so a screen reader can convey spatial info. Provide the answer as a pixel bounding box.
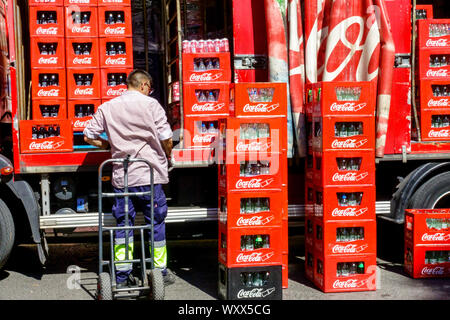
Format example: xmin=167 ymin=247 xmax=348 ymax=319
xmin=84 ymin=136 xmax=110 ymax=150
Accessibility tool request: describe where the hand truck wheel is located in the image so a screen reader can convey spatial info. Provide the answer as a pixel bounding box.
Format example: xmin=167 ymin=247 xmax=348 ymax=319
xmin=146 ymin=269 xmax=165 ymax=300
xmin=97 ymin=272 xmax=113 ymax=300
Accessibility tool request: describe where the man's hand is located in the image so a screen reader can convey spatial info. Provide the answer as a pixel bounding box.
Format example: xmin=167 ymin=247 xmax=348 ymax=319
xmin=84 ymin=136 xmax=110 ymax=150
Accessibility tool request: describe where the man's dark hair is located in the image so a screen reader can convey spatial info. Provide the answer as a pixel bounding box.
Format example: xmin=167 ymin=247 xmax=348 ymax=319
xmin=126 ymin=69 xmax=153 ymax=89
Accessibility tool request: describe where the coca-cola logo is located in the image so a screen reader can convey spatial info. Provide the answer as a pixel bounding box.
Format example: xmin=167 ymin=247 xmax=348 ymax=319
xmin=189 ymin=73 xmax=223 ymax=82
xmin=104 ymin=27 xmax=126 ymax=35
xmin=426 ymin=38 xmax=448 ymax=47
xmin=37 ymin=89 xmax=60 ymax=97
xmin=100 ymin=0 xmax=125 ymax=2
xmin=421 ymin=266 xmax=446 ymax=276
xmin=237 ymin=288 xmax=275 ymax=299
xmin=426 ymin=69 xmax=448 ymax=77
xmin=105 ymin=57 xmax=127 ymax=65
xmin=106 ymin=88 xmax=126 ymax=96
xmin=29 ymin=140 xmax=65 ymax=150
xmin=38 ymin=57 xmax=58 ymax=64
xmin=331 ymin=207 xmax=368 ymax=217
xmin=36 ymin=27 xmax=58 ymax=35
xmin=72 ymin=26 xmax=91 ymax=33
xmin=73 ymin=119 xmax=91 ymax=128
xmin=421 ymin=233 xmax=450 ymax=242
xmin=236 ymin=252 xmax=274 ymax=263
xmin=192 ymin=134 xmax=215 ymax=144
xmin=428 ymin=99 xmax=449 ymax=107
xmin=68 ymin=0 xmax=90 ymax=3
xmin=242 ymin=103 xmax=280 ymax=113
xmin=428 ymin=129 xmax=450 ymax=138
xmin=332 ymin=172 xmax=369 ymax=182
xmin=236 ymin=141 xmax=271 ymax=152
xmin=191 ymin=103 xmax=225 ymax=112
xmin=330 ymin=102 xmax=366 ymax=112
xmin=332 ymin=244 xmax=369 ymax=254
xmin=74 ymin=88 xmax=94 ymax=96
xmin=236 ymin=216 xmax=274 ymax=227
xmin=235 ymin=178 xmax=275 ymax=189
xmin=332 ymin=279 xmax=365 ymax=289
xmin=73 ymin=57 xmax=93 ymax=65
xmin=331 ymin=139 xmax=368 ymax=149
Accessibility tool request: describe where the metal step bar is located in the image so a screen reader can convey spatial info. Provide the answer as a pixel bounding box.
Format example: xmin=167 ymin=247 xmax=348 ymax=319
xmin=39 ymin=201 xmax=392 ymax=230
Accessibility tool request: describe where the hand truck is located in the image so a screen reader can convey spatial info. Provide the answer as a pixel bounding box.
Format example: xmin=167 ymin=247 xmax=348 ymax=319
xmin=96 ymin=155 xmax=165 ymax=300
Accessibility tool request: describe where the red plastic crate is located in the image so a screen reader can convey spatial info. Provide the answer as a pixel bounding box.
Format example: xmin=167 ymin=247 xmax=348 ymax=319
xmin=305 ymin=245 xmax=315 ymax=283
xmin=218 ymin=191 xmax=286 ymax=229
xmin=305 ymin=153 xmax=313 ymax=182
xmin=218 ymin=153 xmax=287 ymax=192
xmin=31 ymin=69 xmax=66 ymax=100
xmin=404 ymin=243 xmax=450 ymax=279
xmin=182 ymin=52 xmax=231 ymax=83
xmin=405 ymin=209 xmax=450 ymax=245
xmin=218 ymin=224 xmax=283 ymax=268
xmin=100 ymin=68 xmax=132 ymax=100
xmin=99 ymin=37 xmax=133 ymax=69
xmin=66 ymin=38 xmax=100 ymax=68
xmin=305 ymin=217 xmax=314 ymax=248
xmin=417 ymin=19 xmax=450 ymax=50
xmin=314 ymin=253 xmax=377 ymax=293
xmin=313 ymin=219 xmax=377 ymax=257
xmin=313 ymin=82 xmax=376 ymax=117
xmin=305 ymin=182 xmax=315 ymax=217
xmin=30 ymin=37 xmax=65 ymax=69
xmin=313 ymin=150 xmax=375 ymax=187
xmin=219 ymin=117 xmax=287 ymax=155
xmin=19 ymin=119 xmax=73 ymax=154
xmin=64 ymin=6 xmax=98 ymax=38
xmin=232 ymin=82 xmax=287 ymax=118
xmin=97 ymin=0 xmax=131 ymax=5
xmin=67 ymin=99 xmax=101 ymax=131
xmin=29 ymin=6 xmax=65 ymax=38
xmin=32 ymin=99 xmax=67 ymax=120
xmin=416 ymin=5 xmax=433 ymax=19
xmin=64 ymin=0 xmax=97 ymax=6
xmin=67 ymin=68 xmax=101 ymax=100
xmin=98 ymin=6 xmax=132 ymax=38
xmin=28 ymin=0 xmax=63 ymax=6
xmin=419 ymin=109 xmax=450 ymax=141
xmin=183 ymin=116 xmax=223 ymax=149
xmin=314 ymin=185 xmax=376 ymax=221
xmin=306 ymin=115 xmax=313 ymax=155
xmin=313 ymin=116 xmax=375 ymax=152
xmin=282 ymin=252 xmax=288 ymax=289
xmin=417 ymin=48 xmax=450 ymax=79
xmin=419 ymin=79 xmax=450 ymax=110
xmin=183 ymin=83 xmax=230 ymax=116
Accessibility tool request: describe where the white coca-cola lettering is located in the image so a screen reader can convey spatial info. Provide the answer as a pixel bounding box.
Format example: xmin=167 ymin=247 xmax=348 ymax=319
xmin=331 ymin=139 xmax=367 ymax=149
xmin=74 ymin=119 xmax=91 ymax=128
xmin=191 ymin=103 xmax=225 ymax=112
xmin=236 ymin=252 xmax=273 ymax=263
xmin=189 ymin=73 xmax=222 ymax=82
xmin=106 ymin=88 xmax=126 ymax=96
xmin=74 ymin=88 xmax=94 ymax=95
xmin=235 ymin=178 xmax=274 ymax=189
xmin=104 ymin=27 xmax=126 ymax=35
xmin=68 ymin=0 xmax=90 ymax=3
xmin=332 ymin=279 xmax=361 ymax=289
xmin=242 ymin=103 xmax=280 ymax=113
xmin=426 ymin=69 xmax=448 ymax=77
xmin=36 ymin=27 xmax=58 ymax=35
xmin=237 ymin=288 xmax=275 ymax=299
xmin=236 ymin=141 xmax=271 ymax=152
xmin=331 ymin=207 xmax=368 ymax=217
xmin=38 ymin=57 xmax=58 ymax=64
xmin=421 ymin=233 xmax=450 ymax=242
xmin=105 ymin=57 xmax=127 ymax=65
xmin=428 ymin=129 xmax=450 ymax=138
xmin=332 ymin=244 xmax=368 ymax=254
xmin=236 ymin=216 xmax=272 ymax=226
xmin=37 ymin=89 xmax=59 ymax=97
xmin=426 ymin=38 xmax=448 ymax=47
xmin=29 ymin=140 xmax=64 ymax=150
xmin=73 ymin=57 xmax=93 ymax=65
xmin=192 ymin=134 xmax=215 ymax=143
xmin=428 ymin=99 xmax=449 ymax=107
xmin=330 ymin=102 xmax=366 ymax=112
xmin=72 ymin=26 xmax=91 ymax=33
xmin=332 ymin=172 xmax=369 ymax=182
xmin=101 ymin=0 xmax=124 ymax=2
xmin=421 ymin=266 xmax=445 ymax=275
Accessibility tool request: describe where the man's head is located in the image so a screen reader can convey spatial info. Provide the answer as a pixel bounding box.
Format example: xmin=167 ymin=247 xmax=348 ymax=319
xmin=126 ymin=69 xmax=153 ymax=96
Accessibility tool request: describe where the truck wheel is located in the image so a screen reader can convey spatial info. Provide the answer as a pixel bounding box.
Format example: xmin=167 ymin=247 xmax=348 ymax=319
xmin=147 ymin=269 xmax=164 ymax=300
xmin=97 ymin=272 xmax=113 ymax=300
xmin=0 ymin=198 xmax=15 ymax=270
xmin=409 ymin=171 xmax=450 ymax=209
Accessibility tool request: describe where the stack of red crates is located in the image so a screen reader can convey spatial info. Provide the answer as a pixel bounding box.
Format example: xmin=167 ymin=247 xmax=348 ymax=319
xmin=304 ymin=81 xmax=378 ymax=293
xmin=217 ymin=83 xmax=288 ymax=300
xmin=415 ymin=7 xmax=450 ymax=141
xmin=181 ymin=46 xmax=231 ymax=152
xmin=404 ymin=209 xmax=450 ymax=278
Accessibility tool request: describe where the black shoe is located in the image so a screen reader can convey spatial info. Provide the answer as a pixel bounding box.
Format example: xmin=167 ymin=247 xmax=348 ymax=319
xmin=163 ymin=269 xmax=176 ymax=286
xmin=116 ymin=274 xmax=137 ymax=290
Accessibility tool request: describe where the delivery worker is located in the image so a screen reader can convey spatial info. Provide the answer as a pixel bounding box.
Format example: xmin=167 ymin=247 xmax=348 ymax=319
xmin=83 ymin=69 xmax=175 ymax=288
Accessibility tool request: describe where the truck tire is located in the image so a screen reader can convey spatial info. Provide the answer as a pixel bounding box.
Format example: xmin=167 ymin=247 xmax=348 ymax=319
xmin=0 ymin=198 xmax=15 ymax=270
xmin=409 ymin=171 xmax=450 ymax=209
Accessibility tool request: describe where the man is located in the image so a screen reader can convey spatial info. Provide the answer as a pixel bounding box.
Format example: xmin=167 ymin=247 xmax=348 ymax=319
xmin=83 ymin=69 xmax=175 ymax=288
